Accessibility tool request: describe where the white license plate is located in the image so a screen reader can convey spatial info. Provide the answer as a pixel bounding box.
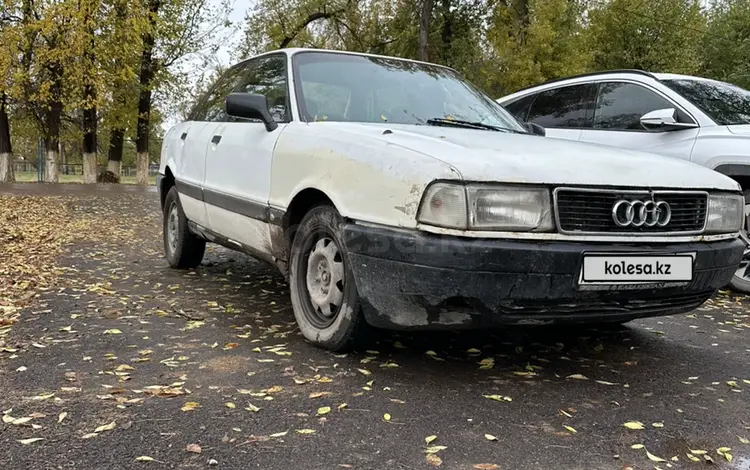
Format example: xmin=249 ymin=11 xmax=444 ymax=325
xmin=581 ymin=254 xmax=693 ymax=284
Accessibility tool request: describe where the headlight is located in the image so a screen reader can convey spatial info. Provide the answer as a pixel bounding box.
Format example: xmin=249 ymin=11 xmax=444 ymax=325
xmin=417 ymin=182 xmax=554 ymax=231
xmin=705 ymin=193 xmax=744 ymax=233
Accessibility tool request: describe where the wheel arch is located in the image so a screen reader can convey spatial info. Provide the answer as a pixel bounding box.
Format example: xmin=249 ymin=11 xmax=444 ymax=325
xmin=281 ymin=187 xmax=339 ymax=247
xmin=160 ymin=166 xmax=176 ymax=209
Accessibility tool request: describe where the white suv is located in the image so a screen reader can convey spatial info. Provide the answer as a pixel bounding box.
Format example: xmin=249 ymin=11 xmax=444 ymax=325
xmin=496 ymin=70 xmax=750 ymax=292
xmin=157 ymin=50 xmax=745 ymax=351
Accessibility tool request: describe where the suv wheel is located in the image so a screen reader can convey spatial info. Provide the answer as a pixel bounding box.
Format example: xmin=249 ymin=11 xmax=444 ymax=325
xmin=289 ymin=205 xmax=368 ymax=351
xmin=728 ymin=189 xmax=750 ymax=294
xmin=163 ymin=186 xmax=206 ymax=269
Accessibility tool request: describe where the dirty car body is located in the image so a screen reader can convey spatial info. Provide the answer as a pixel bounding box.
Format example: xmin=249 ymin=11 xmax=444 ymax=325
xmin=158 ymin=48 xmax=745 ymax=350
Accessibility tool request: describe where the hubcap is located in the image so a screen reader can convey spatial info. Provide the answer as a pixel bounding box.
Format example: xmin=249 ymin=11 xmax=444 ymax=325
xmin=167 ymin=203 xmax=179 ymax=254
xmin=305 ymin=237 xmax=345 ymax=318
xmin=734 ymin=203 xmax=750 ymax=282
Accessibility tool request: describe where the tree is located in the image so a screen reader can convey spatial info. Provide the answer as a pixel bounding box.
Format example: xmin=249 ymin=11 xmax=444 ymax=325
xmin=0 ymin=93 xmax=13 ymax=182
xmin=703 ymin=0 xmax=750 ymax=89
xmin=585 ymin=0 xmax=706 ymax=74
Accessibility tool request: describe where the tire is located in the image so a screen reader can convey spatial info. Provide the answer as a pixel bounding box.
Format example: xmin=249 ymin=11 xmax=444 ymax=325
xmin=728 ymin=188 xmax=750 ymax=294
xmin=163 ymin=186 xmax=206 ymax=269
xmin=288 ymin=205 xmax=368 ymax=351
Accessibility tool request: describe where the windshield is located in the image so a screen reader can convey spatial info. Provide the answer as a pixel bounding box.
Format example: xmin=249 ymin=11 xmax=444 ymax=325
xmin=661 ymin=78 xmax=750 ymax=126
xmin=292 ymin=51 xmax=526 ymax=132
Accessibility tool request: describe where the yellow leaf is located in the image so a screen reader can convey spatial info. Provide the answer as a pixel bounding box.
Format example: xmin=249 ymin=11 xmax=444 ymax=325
xmin=186 ymin=443 xmax=202 ymax=453
xmin=483 ymin=394 xmax=512 ymax=402
xmin=225 ymin=402 xmax=236 ymax=409
xmin=380 ymin=114 xmax=388 ymax=121
xmin=484 ymin=434 xmax=497 ymax=441
xmin=425 ymin=350 xmax=437 ymax=356
xmin=81 ymin=433 xmax=99 ymax=439
xmin=383 ymin=413 xmax=391 ymax=422
xmin=11 ymin=417 xmax=33 ymax=425
xmin=94 ymin=421 xmax=116 ymax=433
xmin=115 ymin=364 xmax=134 ymax=372
xmin=357 ymin=369 xmax=371 ymax=376
xmin=317 ymin=406 xmax=331 ymax=416
xmin=425 ymin=435 xmax=438 ymax=444
xmin=425 ymin=445 xmax=447 ymax=454
xmin=717 ymin=447 xmax=731 ymax=454
xmin=623 ymin=421 xmax=645 ymax=430
xmin=135 ymin=456 xmax=154 ymax=462
xmin=58 ymin=412 xmax=67 ymax=423
xmin=631 ymin=444 xmax=645 ymax=449
xmin=181 ymin=401 xmax=200 ymax=412
xmin=563 ymin=425 xmax=577 ymax=434
xmin=338 ymin=403 xmax=347 ymax=410
xmin=296 ymin=429 xmax=316 ymax=434
xmin=689 ymin=449 xmax=707 ymax=455
xmin=269 ymin=431 xmax=288 ymax=438
xmin=309 ymin=392 xmax=329 ymax=399
xmin=473 ymin=465 xmax=499 ymax=470
xmin=739 ymin=436 xmax=749 ymax=444
xmin=559 ymin=409 xmax=573 ymax=418
xmin=686 ymin=453 xmax=700 ymax=462
xmin=722 ymin=452 xmax=733 ymax=462
xmin=566 ymin=374 xmax=588 ymax=380
xmin=467 ymin=348 xmax=481 ymax=354
xmin=17 ymin=438 xmax=44 ymax=445
xmin=425 ymin=454 xmax=442 ymax=467
xmin=727 ymin=381 xmax=738 ymax=387
xmin=646 ymin=450 xmax=666 ymax=463
xmin=103 ymin=329 xmax=122 ymax=335
xmin=223 ymin=342 xmax=239 ymax=350
xmin=245 ymin=403 xmax=260 ymax=412
xmin=652 ymin=422 xmax=664 ymax=428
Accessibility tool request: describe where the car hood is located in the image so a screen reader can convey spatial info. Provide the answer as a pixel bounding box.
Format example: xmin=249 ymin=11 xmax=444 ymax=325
xmin=326 ymin=123 xmax=739 ymax=191
xmin=727 ymin=124 xmax=750 ymax=135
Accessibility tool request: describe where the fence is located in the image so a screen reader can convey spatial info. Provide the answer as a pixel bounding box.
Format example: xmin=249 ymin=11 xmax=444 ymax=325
xmin=13 ymin=162 xmax=160 ymax=177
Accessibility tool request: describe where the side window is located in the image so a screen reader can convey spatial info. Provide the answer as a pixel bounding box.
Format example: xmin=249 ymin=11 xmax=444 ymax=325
xmin=527 ymin=84 xmax=596 ymax=129
xmin=503 ymin=93 xmax=537 ymax=122
xmin=193 ymin=66 xmax=245 ymax=122
xmin=594 ymin=82 xmax=677 ymax=130
xmin=233 ymin=54 xmax=290 ymax=123
xmin=301 ymin=82 xmax=351 ymax=121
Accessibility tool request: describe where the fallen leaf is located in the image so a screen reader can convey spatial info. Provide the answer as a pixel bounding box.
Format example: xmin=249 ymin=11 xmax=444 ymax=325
xmin=317 ymin=406 xmax=331 ymax=416
xmin=296 ymin=429 xmax=316 ymax=434
xmin=270 ymin=431 xmax=288 ymax=438
xmin=425 ymin=435 xmax=438 ymax=444
xmin=623 ymin=421 xmax=645 ymax=430
xmin=181 ymin=401 xmax=200 ymax=412
xmin=103 ymin=329 xmax=122 ymax=335
xmin=425 ymin=445 xmax=448 ymax=454
xmin=739 ymin=436 xmax=749 ymax=444
xmin=566 ymin=374 xmax=588 ymax=380
xmin=483 ymin=394 xmax=512 ymax=402
xmin=338 ymin=403 xmax=347 ymax=410
xmin=58 ymin=412 xmax=67 ymax=423
xmin=135 ymin=456 xmax=154 ymax=462
xmin=559 ymin=409 xmax=573 ymax=418
xmin=686 ymin=453 xmax=700 ymax=462
xmin=652 ymin=422 xmax=664 ymax=428
xmin=646 ymin=450 xmax=667 ymax=463
xmin=689 ymin=449 xmax=707 ymax=455
xmin=484 ymin=434 xmax=497 ymax=441
xmin=245 ymin=404 xmax=260 ymax=412
xmin=426 ymin=454 xmax=442 ymax=467
xmin=357 ymin=369 xmax=371 ymax=376
xmin=309 ymin=392 xmax=330 ymax=399
xmin=563 ymin=425 xmax=577 ymax=434
xmin=17 ymin=438 xmax=44 ymax=445
xmin=473 ymin=465 xmax=499 ymax=470
xmin=94 ymin=421 xmax=117 ymax=433
xmin=631 ymin=444 xmax=645 ymax=449
xmin=383 ymin=413 xmax=391 ymax=422
xmin=81 ymin=433 xmax=98 ymax=439
xmin=186 ymin=443 xmax=201 ymax=453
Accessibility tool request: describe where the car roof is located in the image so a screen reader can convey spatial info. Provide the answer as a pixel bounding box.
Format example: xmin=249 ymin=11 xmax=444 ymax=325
xmin=497 ymin=69 xmax=713 ymax=103
xmin=236 ymin=48 xmax=457 ymax=73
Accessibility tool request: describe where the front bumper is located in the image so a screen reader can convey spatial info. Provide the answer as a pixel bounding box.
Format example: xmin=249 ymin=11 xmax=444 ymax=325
xmin=344 ymin=224 xmax=744 ymax=330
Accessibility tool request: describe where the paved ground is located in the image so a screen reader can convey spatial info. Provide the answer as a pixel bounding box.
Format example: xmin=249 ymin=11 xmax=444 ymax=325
xmin=0 ymin=185 xmax=749 ymax=470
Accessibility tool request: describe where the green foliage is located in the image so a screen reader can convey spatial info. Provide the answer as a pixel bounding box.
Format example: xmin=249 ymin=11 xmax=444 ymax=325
xmin=703 ymin=0 xmax=750 ymax=90
xmin=585 ymin=0 xmax=706 ymax=74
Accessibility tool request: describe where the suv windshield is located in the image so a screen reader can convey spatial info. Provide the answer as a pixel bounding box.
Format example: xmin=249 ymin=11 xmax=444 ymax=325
xmin=661 ymin=78 xmax=750 ymax=126
xmin=292 ymin=51 xmax=526 ymax=132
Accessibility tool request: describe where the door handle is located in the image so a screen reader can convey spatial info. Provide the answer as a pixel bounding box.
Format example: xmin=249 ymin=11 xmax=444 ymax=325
xmin=180 ymin=132 xmax=188 ymax=140
xmin=211 ymin=135 xmax=222 ymax=144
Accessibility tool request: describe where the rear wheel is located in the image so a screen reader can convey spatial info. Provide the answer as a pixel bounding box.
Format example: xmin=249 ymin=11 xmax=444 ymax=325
xmin=163 ymin=186 xmax=206 ymax=269
xmin=288 ymin=205 xmax=368 ymax=351
xmin=728 ymin=188 xmax=750 ymax=294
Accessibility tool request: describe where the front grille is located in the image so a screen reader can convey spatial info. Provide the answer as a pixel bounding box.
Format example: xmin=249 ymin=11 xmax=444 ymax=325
xmin=497 ymin=290 xmax=713 ymax=316
xmin=555 ymin=188 xmax=707 ymax=234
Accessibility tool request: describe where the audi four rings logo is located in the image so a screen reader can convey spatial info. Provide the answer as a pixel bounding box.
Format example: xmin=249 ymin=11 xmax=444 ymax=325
xmin=612 ymin=199 xmax=672 ymax=227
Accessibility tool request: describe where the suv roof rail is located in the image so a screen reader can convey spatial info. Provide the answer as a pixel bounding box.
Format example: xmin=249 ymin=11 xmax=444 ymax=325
xmin=507 ymin=69 xmax=658 ymax=97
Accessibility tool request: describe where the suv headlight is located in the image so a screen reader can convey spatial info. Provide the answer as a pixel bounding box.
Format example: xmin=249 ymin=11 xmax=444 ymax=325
xmin=705 ymin=193 xmax=744 ymax=233
xmin=417 ymin=182 xmax=554 ymax=231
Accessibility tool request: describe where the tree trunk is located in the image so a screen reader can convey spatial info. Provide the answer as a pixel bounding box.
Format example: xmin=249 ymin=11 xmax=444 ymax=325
xmin=107 ymin=127 xmax=124 ymax=177
xmin=44 ymin=88 xmax=62 ymax=183
xmin=440 ymin=0 xmax=452 ymax=64
xmin=82 ymin=2 xmax=98 ymax=184
xmin=135 ymin=0 xmax=160 ymax=186
xmin=419 ymin=0 xmax=434 ymax=61
xmin=0 ymin=92 xmax=14 ymax=182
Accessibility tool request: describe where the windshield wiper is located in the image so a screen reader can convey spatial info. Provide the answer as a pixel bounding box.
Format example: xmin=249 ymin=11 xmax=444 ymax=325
xmin=425 ymin=118 xmax=523 ymax=133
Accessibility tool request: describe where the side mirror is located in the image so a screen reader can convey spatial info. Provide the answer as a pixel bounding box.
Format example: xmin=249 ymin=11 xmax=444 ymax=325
xmin=225 ymin=93 xmax=278 ymax=132
xmin=525 ymin=122 xmax=546 ymax=136
xmin=640 ymin=108 xmax=697 ymax=131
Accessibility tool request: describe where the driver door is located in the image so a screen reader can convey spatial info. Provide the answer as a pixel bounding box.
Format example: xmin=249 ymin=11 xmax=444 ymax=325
xmin=578 ymin=81 xmax=700 ymax=160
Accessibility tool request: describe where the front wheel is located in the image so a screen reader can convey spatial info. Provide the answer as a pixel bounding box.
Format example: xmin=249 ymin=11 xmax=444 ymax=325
xmin=163 ymin=186 xmax=206 ymax=269
xmin=288 ymin=205 xmax=368 ymax=351
xmin=728 ymin=189 xmax=750 ymax=294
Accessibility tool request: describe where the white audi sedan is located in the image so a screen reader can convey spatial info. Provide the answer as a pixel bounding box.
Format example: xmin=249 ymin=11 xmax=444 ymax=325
xmin=157 ymin=48 xmax=744 ymax=351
